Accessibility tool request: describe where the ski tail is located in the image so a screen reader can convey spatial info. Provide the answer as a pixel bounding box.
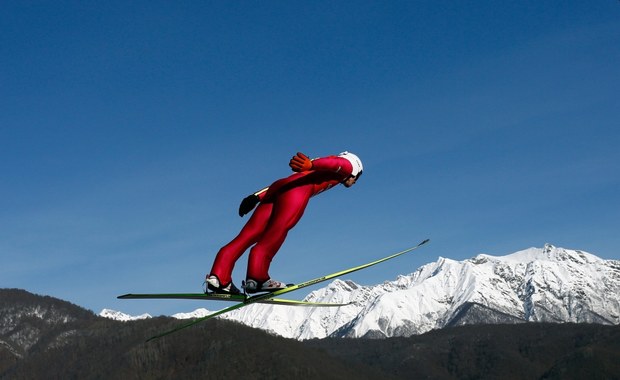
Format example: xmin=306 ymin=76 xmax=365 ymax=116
xmin=146 ymin=303 xmax=246 ymax=342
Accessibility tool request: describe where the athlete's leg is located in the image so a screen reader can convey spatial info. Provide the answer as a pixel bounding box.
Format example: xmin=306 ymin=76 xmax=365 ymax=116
xmin=246 ymin=186 xmax=312 ymax=282
xmin=209 ymin=202 xmax=273 ymax=285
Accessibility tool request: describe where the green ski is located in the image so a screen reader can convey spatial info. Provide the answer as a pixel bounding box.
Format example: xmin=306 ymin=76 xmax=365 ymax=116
xmin=118 ymin=292 xmax=350 ymax=307
xmin=146 ymin=239 xmax=429 ymax=342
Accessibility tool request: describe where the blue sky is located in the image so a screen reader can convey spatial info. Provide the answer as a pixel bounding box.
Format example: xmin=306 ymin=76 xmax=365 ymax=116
xmin=2 ymin=1 xmax=619 ymax=316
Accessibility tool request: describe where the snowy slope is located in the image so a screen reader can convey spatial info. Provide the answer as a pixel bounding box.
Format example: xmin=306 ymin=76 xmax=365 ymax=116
xmin=102 ymin=244 xmax=620 ymax=340
xmin=336 ymin=244 xmax=620 ymax=338
xmin=223 ymin=244 xmax=620 ymax=339
xmin=99 ymin=309 xmax=151 ymax=321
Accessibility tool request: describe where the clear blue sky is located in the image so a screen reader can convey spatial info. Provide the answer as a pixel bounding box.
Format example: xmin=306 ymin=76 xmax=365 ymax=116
xmin=2 ymin=1 xmax=619 ymax=316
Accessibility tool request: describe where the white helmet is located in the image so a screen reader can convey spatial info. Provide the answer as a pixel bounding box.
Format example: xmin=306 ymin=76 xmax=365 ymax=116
xmin=338 ymin=151 xmax=363 ymax=178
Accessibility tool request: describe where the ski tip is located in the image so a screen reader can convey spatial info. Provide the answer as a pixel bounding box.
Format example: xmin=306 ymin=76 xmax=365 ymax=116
xmin=420 ymin=238 xmax=430 ymax=245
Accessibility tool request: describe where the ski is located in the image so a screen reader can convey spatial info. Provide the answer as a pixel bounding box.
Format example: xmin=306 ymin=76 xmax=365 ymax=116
xmin=146 ymin=239 xmax=430 ymax=342
xmin=118 ymin=292 xmax=350 ymax=307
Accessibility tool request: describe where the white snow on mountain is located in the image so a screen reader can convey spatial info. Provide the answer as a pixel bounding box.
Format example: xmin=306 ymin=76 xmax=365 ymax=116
xmin=99 ymin=309 xmax=151 ymax=321
xmin=101 ymin=244 xmax=620 ymax=340
xmin=171 ymin=308 xmax=211 ymax=319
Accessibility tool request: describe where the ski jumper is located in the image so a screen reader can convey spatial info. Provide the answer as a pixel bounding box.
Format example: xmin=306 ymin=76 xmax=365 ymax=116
xmin=209 ymin=155 xmax=355 ymax=285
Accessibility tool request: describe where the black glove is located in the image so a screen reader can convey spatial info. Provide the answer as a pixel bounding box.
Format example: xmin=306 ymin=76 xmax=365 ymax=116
xmin=239 ymin=194 xmax=260 ymax=217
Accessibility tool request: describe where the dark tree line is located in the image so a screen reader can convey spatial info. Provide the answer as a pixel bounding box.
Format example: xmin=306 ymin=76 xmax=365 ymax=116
xmin=2 ymin=289 xmax=620 ymax=379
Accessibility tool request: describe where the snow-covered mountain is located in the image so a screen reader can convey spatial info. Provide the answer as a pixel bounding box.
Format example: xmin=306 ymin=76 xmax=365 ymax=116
xmin=99 ymin=308 xmax=214 ymax=321
xmin=102 ymin=244 xmax=620 ymax=340
xmin=99 ymin=309 xmax=151 ymax=321
xmin=331 ymin=244 xmax=620 ymax=339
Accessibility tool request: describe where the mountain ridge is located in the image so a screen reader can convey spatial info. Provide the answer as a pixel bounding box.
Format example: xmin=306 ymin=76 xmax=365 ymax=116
xmin=103 ymin=244 xmax=620 ymax=340
xmin=2 ymin=288 xmax=620 ymax=379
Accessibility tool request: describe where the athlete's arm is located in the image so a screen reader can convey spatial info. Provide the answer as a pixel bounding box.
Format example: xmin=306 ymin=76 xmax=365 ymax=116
xmin=309 ymin=156 xmax=354 ymax=177
xmin=289 ymin=152 xmax=354 ymax=177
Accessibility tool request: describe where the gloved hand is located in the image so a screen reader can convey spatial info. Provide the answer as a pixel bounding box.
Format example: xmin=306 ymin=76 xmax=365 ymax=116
xmin=239 ymin=194 xmax=259 ymax=217
xmin=289 ymin=152 xmax=313 ymax=172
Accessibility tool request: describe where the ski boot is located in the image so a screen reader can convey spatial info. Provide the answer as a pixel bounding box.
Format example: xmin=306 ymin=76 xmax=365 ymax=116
xmin=242 ymin=278 xmax=289 ymax=294
xmin=205 ymin=275 xmax=241 ymax=295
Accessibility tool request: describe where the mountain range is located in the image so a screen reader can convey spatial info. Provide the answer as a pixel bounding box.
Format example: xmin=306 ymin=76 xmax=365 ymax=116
xmin=104 ymin=244 xmax=620 ymax=340
xmin=3 ymin=243 xmax=620 ymax=379
xmin=2 ymin=288 xmax=620 ymax=379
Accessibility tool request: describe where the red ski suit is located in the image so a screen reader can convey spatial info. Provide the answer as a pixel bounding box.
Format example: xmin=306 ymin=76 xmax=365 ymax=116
xmin=209 ymin=155 xmax=355 ymax=285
